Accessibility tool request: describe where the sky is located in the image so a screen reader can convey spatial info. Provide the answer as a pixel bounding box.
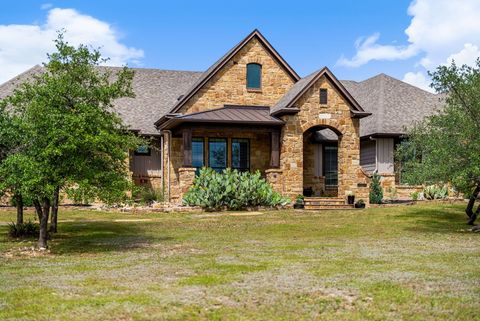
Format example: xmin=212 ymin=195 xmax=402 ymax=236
xmin=1 ymin=0 xmax=480 ymax=92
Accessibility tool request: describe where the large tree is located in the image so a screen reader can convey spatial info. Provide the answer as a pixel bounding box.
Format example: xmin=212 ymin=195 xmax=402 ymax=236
xmin=0 ymin=33 xmax=144 ymax=249
xmin=398 ymin=59 xmax=480 ymax=226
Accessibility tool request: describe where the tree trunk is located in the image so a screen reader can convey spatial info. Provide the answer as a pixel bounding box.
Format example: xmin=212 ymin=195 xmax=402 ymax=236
xmin=15 ymin=194 xmax=23 ymax=225
xmin=33 ymin=199 xmax=43 ymax=222
xmin=37 ymin=197 xmax=51 ymax=250
xmin=467 ymin=204 xmax=480 ymax=225
xmin=50 ymin=186 xmax=60 ymax=233
xmin=465 ymin=183 xmax=480 ymax=218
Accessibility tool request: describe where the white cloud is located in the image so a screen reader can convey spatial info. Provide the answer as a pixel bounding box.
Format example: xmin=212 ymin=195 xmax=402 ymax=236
xmin=402 ymin=71 xmax=433 ymax=92
xmin=337 ymin=0 xmax=480 ymax=90
xmin=0 ymin=8 xmax=144 ymax=84
xmin=445 ymin=43 xmax=480 ymax=67
xmin=337 ymin=33 xmax=417 ymax=67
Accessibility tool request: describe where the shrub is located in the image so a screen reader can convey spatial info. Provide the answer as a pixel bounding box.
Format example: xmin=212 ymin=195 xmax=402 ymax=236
xmin=369 ymin=172 xmax=383 ymax=204
xmin=410 ymin=191 xmax=420 ymax=201
xmin=423 ymin=184 xmax=448 ymax=200
xmin=8 ymin=221 xmax=39 ymax=238
xmin=183 ymin=168 xmax=290 ymax=211
xmin=137 ymin=187 xmax=164 ymax=205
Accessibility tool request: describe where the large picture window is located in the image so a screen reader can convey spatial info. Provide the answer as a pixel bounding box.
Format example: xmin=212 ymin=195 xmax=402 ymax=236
xmin=246 ymin=63 xmax=262 ymax=89
xmin=208 ymin=138 xmax=227 ymax=172
xmin=231 ymin=138 xmax=250 ymax=171
xmin=192 ymin=138 xmax=204 ymax=175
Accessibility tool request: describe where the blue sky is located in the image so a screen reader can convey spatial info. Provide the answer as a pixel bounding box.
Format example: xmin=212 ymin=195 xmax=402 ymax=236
xmin=1 ymin=0 xmax=480 ymax=91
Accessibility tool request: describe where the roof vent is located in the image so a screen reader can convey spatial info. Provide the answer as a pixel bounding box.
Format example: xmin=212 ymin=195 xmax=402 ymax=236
xmin=177 ymin=95 xmax=184 ymax=101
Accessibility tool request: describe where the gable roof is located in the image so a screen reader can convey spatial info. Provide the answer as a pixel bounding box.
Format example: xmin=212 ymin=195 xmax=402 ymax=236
xmin=0 ymin=65 xmax=203 ymax=135
xmin=340 ymin=73 xmax=445 ymax=138
xmin=158 ymin=105 xmax=284 ymax=130
xmin=271 ymin=67 xmax=370 ymax=118
xmin=160 ymin=29 xmax=300 ymax=119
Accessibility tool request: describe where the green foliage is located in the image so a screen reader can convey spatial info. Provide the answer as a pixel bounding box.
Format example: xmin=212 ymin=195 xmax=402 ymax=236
xmin=8 ymin=221 xmax=39 ymax=238
xmin=183 ymin=168 xmax=290 ymax=211
xmin=423 ymin=184 xmax=448 ymax=200
xmin=386 ymin=187 xmax=398 ymax=201
xmin=0 ymin=32 xmax=144 ymax=205
xmin=369 ymin=172 xmax=384 ymax=204
xmin=410 ymin=191 xmax=420 ymax=201
xmin=136 ymin=187 xmax=164 ymax=205
xmin=397 ymin=59 xmax=480 ymax=197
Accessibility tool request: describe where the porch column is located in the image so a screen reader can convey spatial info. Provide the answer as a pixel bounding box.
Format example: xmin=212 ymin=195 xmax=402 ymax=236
xmin=270 ymin=130 xmax=280 ymax=168
xmin=182 ymin=128 xmax=192 ymax=167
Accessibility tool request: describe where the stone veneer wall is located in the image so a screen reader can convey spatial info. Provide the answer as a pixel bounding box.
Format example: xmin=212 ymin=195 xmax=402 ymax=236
xmin=164 ymin=126 xmax=273 ymax=203
xmin=279 ymin=76 xmax=370 ymax=203
xmin=177 ymin=37 xmax=296 ymax=114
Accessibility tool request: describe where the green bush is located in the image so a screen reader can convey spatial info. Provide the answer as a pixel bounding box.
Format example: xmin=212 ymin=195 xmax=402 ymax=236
xmin=137 ymin=187 xmax=164 ymax=205
xmin=369 ymin=172 xmax=383 ymax=204
xmin=8 ymin=221 xmax=39 ymax=238
xmin=183 ymin=168 xmax=290 ymax=211
xmin=423 ymin=184 xmax=448 ymax=200
xmin=410 ymin=191 xmax=420 ymax=201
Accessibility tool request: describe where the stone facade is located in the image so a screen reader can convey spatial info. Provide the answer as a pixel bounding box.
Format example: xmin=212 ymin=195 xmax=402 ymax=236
xmin=178 ymin=37 xmax=296 ymax=115
xmin=278 ymin=76 xmax=370 ymax=203
xmin=164 ymin=126 xmax=274 ymax=202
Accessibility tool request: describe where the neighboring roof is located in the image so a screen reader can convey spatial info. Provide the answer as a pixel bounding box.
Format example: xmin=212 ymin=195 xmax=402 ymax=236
xmin=271 ymin=67 xmax=371 ymax=118
xmin=0 ymin=65 xmax=203 ymax=135
xmin=341 ymin=73 xmax=445 ymax=138
xmin=158 ymin=105 xmax=284 ymax=130
xmin=161 ymin=29 xmax=301 ymax=119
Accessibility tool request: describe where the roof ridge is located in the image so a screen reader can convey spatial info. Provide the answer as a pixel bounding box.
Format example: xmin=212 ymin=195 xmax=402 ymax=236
xmin=159 ymin=29 xmax=300 ymax=120
xmin=0 ymin=64 xmax=42 ymax=87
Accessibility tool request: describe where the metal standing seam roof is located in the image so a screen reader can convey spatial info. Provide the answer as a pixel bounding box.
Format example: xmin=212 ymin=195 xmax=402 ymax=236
xmin=158 ymin=105 xmax=285 ymax=130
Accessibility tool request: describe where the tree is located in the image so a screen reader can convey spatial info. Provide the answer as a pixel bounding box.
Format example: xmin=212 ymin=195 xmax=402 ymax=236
xmin=397 ymin=59 xmax=480 ymax=226
xmin=0 ymin=33 xmax=144 ymax=249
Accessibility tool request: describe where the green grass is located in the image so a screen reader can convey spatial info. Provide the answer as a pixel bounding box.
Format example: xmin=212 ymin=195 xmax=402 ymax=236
xmin=0 ymin=203 xmax=479 ymax=320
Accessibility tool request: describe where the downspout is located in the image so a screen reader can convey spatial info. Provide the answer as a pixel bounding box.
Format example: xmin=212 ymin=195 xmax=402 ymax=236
xmin=369 ymin=136 xmax=378 ymax=173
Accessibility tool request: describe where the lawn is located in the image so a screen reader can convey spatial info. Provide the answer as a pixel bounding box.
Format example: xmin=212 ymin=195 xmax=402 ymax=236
xmin=0 ymin=203 xmax=479 ymax=320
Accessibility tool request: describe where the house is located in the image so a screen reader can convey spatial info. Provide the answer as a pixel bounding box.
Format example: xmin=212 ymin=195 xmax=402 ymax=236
xmin=0 ymin=29 xmax=444 ymax=205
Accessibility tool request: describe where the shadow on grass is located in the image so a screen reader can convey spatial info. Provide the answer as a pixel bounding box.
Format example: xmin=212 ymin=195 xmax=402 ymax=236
xmin=12 ymin=220 xmax=173 ymax=254
xmin=394 ymin=204 xmax=470 ymax=233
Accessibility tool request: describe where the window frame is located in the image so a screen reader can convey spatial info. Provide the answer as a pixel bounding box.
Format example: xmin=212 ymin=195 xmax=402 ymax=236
xmin=320 ymin=88 xmax=328 ymax=105
xmin=134 ymin=145 xmax=151 ymax=156
xmin=208 ymin=137 xmax=228 ymax=172
xmin=231 ymin=138 xmax=250 ymax=172
xmin=323 ymin=144 xmax=338 ymax=187
xmin=192 ymin=137 xmax=205 ymax=174
xmin=246 ymin=63 xmax=262 ymax=90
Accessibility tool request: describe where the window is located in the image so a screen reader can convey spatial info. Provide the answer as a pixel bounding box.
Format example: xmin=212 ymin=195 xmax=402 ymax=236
xmin=232 ymin=138 xmax=250 ymax=171
xmin=324 ymin=145 xmax=338 ymax=186
xmin=192 ymin=138 xmax=204 ymax=175
xmin=208 ymin=138 xmax=227 ymax=172
xmin=320 ymin=88 xmax=328 ymax=104
xmin=246 ymin=63 xmax=262 ymax=89
xmin=134 ymin=145 xmax=151 ymax=156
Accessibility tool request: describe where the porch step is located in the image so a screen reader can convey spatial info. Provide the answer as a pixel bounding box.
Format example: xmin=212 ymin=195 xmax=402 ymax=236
xmin=303 ymin=197 xmax=354 ymax=210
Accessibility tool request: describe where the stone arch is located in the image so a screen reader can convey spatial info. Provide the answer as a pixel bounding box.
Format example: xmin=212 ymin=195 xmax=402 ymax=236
xmin=302 ymin=124 xmax=342 ymax=197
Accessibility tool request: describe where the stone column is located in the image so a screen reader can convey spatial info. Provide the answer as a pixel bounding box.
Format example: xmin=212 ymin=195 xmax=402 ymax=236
xmin=266 ymin=168 xmax=283 ymax=194
xmin=178 ymin=167 xmax=196 ymax=203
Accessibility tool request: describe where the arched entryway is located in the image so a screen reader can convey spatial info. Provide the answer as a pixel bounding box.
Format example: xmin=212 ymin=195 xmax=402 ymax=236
xmin=303 ymin=125 xmax=341 ymax=197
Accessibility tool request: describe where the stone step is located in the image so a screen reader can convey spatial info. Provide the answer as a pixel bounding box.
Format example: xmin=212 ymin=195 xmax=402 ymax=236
xmin=303 ymin=204 xmax=355 ymax=210
xmin=304 ymin=197 xmax=346 ymax=206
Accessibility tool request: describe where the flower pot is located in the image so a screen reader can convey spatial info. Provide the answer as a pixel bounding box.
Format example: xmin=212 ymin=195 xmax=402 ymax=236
xmin=347 ymin=195 xmax=355 ymax=205
xmin=354 ymin=203 xmax=365 ymax=208
xmin=293 ymin=203 xmax=304 ymax=209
